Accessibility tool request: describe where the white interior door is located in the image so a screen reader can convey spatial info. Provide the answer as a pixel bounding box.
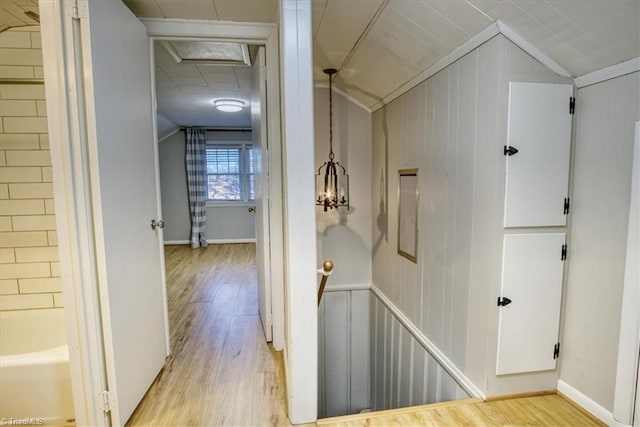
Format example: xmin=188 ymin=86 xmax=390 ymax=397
xmin=252 ymin=46 xmax=273 ymax=341
xmin=504 ymin=82 xmax=573 ymax=228
xmin=496 ymin=233 xmax=566 ymax=375
xmin=78 ymin=1 xmax=167 ymax=423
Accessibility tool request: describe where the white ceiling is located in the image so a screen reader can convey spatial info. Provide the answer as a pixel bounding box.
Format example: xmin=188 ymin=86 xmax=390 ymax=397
xmin=154 ymin=41 xmax=253 ymax=128
xmin=1 ymin=0 xmax=638 ymax=118
xmin=313 ymin=0 xmax=640 ymax=107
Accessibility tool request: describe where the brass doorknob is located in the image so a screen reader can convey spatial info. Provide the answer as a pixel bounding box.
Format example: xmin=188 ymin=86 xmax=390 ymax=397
xmin=248 ymin=206 xmax=256 ymax=213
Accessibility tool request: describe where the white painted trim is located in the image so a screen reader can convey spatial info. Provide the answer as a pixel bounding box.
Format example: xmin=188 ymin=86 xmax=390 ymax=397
xmin=42 ymin=13 xmax=286 ymax=425
xmin=264 ymin=28 xmax=286 ymax=353
xmin=164 ymin=240 xmax=191 ymax=245
xmin=314 ymin=83 xmax=372 ymax=113
xmin=207 ymin=238 xmax=256 ymax=244
xmin=370 ymin=20 xmax=575 ymax=112
xmin=370 ymin=284 xmax=486 ymax=400
xmin=140 ymin=18 xmax=285 ymax=354
xmin=163 ymin=239 xmax=257 ymax=245
xmin=280 ymin=0 xmax=318 ymax=423
xmin=141 ymin=18 xmax=275 ymax=41
xmin=613 ymin=121 xmax=640 ymax=425
xmin=148 ymin=33 xmax=172 ymax=359
xmin=370 ymin=22 xmax=500 ymax=111
xmin=497 ymin=21 xmax=572 ymax=78
xmin=40 ymin=2 xmax=109 ymax=425
xmin=323 ymin=283 xmax=372 ymax=293
xmin=558 ymin=380 xmax=626 ymax=426
xmin=575 ymin=57 xmax=640 ymax=89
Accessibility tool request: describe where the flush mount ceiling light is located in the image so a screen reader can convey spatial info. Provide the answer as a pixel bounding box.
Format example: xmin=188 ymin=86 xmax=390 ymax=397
xmin=161 ymin=41 xmax=251 ymax=66
xmin=316 ymin=68 xmax=349 ymax=212
xmin=213 ymin=99 xmax=245 ymax=113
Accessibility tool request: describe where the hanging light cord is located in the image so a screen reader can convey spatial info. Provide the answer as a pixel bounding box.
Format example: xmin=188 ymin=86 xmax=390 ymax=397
xmin=328 ymin=72 xmax=334 ymax=161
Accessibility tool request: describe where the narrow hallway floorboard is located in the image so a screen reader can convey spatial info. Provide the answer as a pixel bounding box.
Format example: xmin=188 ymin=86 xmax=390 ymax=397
xmin=127 ymin=244 xmax=292 ymax=427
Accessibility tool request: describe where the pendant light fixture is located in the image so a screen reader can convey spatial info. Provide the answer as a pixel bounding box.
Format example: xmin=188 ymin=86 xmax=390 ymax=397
xmin=316 ymin=68 xmax=349 ymax=212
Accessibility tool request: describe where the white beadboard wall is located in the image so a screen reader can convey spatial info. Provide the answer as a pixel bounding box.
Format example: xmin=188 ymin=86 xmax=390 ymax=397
xmin=159 ymin=130 xmax=255 ymax=243
xmin=318 ymin=289 xmax=370 ymax=417
xmin=560 ymin=71 xmax=640 ymax=411
xmin=369 ymin=290 xmax=469 ymax=411
xmin=0 ymin=26 xmax=63 ymax=312
xmin=371 ymin=34 xmax=573 ymax=398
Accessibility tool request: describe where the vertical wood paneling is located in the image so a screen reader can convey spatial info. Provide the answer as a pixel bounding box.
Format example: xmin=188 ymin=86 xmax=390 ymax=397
xmin=385 ymin=314 xmax=394 ymax=408
xmin=443 ymin=61 xmax=459 ymax=358
xmin=323 ymin=291 xmax=350 ymax=417
xmin=368 ymin=291 xmax=471 ymax=411
xmin=411 ymin=340 xmax=425 ymax=406
xmin=318 ymin=289 xmax=371 ymax=418
xmin=427 ymin=354 xmax=439 ymax=404
xmin=450 ymin=49 xmax=476 ymax=369
xmin=318 ymin=294 xmax=326 ymax=417
xmin=371 ymin=34 xmax=573 ymax=403
xmin=350 ymin=290 xmax=370 ymax=413
xmin=374 ymin=297 xmax=385 ymax=411
xmin=398 ymin=326 xmax=412 ymax=408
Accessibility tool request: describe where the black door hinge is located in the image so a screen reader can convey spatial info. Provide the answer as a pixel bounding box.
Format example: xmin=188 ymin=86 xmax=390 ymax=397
xmin=553 ymin=342 xmax=561 ymax=359
xmin=561 ymin=244 xmax=567 ymax=261
xmin=504 ymin=145 xmax=519 ymax=156
xmin=497 ymin=296 xmax=512 ymax=307
xmin=569 ymin=97 xmax=575 ymax=115
xmin=563 ymin=197 xmax=570 ymax=215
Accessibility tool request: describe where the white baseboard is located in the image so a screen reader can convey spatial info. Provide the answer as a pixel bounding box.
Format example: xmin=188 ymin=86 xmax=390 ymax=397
xmin=164 ymin=240 xmax=190 ymax=245
xmin=164 ymin=238 xmax=256 ymax=245
xmin=370 ymin=284 xmax=486 ymax=400
xmin=557 ymin=379 xmax=628 ymax=426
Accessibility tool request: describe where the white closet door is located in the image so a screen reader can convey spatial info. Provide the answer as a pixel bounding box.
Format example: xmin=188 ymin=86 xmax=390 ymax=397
xmin=496 ymin=233 xmax=566 ymax=375
xmin=504 ymin=82 xmax=573 ymax=228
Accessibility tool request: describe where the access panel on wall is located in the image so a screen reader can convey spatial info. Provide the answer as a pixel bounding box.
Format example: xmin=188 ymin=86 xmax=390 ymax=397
xmin=504 ymin=82 xmax=573 ymax=228
xmin=496 ymin=233 xmax=566 ymax=375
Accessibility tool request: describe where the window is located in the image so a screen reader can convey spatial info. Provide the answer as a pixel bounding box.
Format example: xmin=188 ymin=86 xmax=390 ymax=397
xmin=206 ymin=144 xmax=254 ymax=202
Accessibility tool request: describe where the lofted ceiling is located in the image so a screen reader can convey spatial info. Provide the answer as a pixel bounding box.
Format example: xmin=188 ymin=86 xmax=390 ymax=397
xmin=1 ymin=0 xmax=638 ymax=119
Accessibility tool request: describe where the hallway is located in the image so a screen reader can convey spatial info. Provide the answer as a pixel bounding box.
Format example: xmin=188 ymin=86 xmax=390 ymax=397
xmin=127 ymin=244 xmax=291 ymax=426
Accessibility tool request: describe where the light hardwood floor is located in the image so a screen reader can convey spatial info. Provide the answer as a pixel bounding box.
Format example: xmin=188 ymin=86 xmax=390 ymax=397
xmin=128 ymin=244 xmax=602 ymax=427
xmin=127 ymin=244 xmax=292 ymax=427
xmin=317 ymin=394 xmax=604 ymax=426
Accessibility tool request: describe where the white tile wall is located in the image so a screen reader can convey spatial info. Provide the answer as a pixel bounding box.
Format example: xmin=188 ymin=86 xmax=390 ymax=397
xmin=0 ymin=26 xmax=62 ymax=311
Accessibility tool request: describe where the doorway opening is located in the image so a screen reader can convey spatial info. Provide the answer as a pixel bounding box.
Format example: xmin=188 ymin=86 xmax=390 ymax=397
xmin=124 ymin=38 xmax=282 ymax=423
xmin=149 ymin=36 xmax=273 ymax=342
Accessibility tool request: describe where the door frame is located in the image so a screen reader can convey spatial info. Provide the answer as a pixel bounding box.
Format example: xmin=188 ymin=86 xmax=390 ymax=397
xmin=39 ymin=6 xmax=286 ymax=425
xmin=142 ymin=18 xmax=285 ymax=350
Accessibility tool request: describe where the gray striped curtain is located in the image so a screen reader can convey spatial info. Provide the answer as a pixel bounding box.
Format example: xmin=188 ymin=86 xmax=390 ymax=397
xmin=185 ymin=128 xmax=208 ymax=248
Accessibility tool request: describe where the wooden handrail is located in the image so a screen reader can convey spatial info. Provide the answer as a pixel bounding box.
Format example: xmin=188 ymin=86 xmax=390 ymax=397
xmin=317 ymin=260 xmax=334 ymax=306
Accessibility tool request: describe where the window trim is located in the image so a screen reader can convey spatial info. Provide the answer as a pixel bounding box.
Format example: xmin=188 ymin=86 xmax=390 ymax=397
xmin=205 ymin=142 xmax=254 ymax=204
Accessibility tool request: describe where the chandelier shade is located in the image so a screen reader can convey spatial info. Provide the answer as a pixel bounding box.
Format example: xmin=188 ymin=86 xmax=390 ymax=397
xmin=316 ymin=68 xmax=350 ymax=212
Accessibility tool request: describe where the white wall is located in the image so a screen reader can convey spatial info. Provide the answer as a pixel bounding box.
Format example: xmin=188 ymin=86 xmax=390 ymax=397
xmin=561 ymin=71 xmax=640 ymax=411
xmin=0 ymin=26 xmax=63 ymax=312
xmin=315 ymin=88 xmax=372 ymax=286
xmin=159 ymin=130 xmax=255 ymax=243
xmin=371 ymin=34 xmax=572 ymax=398
xmin=315 ymin=87 xmax=372 ymax=417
